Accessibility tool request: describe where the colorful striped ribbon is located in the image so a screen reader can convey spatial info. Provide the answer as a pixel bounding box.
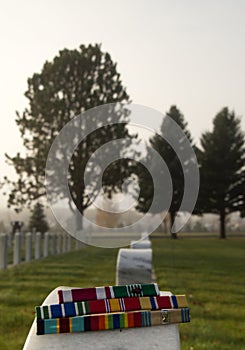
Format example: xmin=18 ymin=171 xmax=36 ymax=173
xmin=37 ymin=308 xmax=190 ymax=335
xmin=36 ymin=295 xmax=188 ymax=319
xmin=58 ymin=283 xmax=160 ymax=303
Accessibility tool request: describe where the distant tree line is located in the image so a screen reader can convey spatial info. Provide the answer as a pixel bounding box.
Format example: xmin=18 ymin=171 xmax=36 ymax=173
xmin=1 ymin=43 xmax=244 ymax=239
xmin=137 ymin=105 xmax=245 ymax=239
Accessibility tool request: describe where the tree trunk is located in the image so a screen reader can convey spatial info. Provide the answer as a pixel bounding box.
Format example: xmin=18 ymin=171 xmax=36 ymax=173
xmin=163 ymin=215 xmax=168 ymax=234
xmin=220 ymin=210 xmax=226 ymax=239
xmin=76 ymin=210 xmax=83 ymax=231
xmin=170 ymin=211 xmax=178 ymax=239
xmin=74 ymin=185 xmax=84 ymax=232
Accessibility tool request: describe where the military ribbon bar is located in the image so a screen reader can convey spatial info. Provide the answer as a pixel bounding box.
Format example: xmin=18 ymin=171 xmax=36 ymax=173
xmin=36 ymin=308 xmax=190 ymax=335
xmin=58 ymin=283 xmax=160 ymax=303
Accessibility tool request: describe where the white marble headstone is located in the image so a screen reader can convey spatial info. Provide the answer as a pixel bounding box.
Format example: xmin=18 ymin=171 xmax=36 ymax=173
xmin=116 ymin=248 xmax=153 ymax=285
xmin=23 ymin=287 xmax=180 ymax=350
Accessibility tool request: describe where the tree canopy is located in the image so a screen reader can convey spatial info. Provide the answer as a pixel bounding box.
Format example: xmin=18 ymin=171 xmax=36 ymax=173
xmin=136 ymin=105 xmax=195 ymax=238
xmin=197 ymin=107 xmax=245 ymax=238
xmin=4 ymin=44 xmax=132 ymax=229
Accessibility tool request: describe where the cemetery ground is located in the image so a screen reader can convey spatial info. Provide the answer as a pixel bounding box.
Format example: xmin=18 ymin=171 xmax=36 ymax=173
xmin=0 ymin=236 xmax=244 ymax=350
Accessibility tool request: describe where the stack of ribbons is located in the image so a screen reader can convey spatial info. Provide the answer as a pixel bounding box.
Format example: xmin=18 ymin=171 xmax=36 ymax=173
xmin=36 ymin=283 xmax=190 ymax=335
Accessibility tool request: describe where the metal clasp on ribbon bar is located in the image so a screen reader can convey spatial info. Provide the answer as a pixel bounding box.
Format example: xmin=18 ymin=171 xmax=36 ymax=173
xmin=161 ymin=310 xmax=169 ymax=324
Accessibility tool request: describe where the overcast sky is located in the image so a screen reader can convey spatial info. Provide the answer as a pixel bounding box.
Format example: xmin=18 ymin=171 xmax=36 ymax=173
xmin=0 ymin=0 xmax=245 ymax=208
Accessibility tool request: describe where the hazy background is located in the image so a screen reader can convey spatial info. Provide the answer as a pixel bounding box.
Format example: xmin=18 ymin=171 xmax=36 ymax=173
xmin=1 ymin=0 xmax=245 ymax=209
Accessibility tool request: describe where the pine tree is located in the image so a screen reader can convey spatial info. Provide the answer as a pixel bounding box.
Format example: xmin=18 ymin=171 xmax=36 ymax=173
xmin=197 ymin=107 xmax=245 ymax=238
xmin=136 ymin=105 xmax=195 ymax=238
xmin=29 ymin=202 xmax=49 ymax=234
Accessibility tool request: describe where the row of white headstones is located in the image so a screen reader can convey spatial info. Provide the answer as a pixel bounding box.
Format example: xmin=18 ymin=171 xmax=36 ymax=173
xmin=0 ymin=232 xmax=82 ymax=269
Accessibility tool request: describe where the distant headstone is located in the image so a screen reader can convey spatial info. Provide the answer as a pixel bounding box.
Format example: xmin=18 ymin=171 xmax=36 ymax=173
xmin=51 ymin=235 xmax=57 ymax=256
xmin=62 ymin=233 xmax=67 ymax=253
xmin=116 ymin=248 xmax=153 ymax=285
xmin=130 ymin=240 xmax=152 ymax=249
xmin=25 ymin=232 xmax=32 ymax=262
xmin=44 ymin=232 xmax=49 ymax=258
xmin=23 ymin=287 xmax=180 ymax=350
xmin=13 ymin=232 xmax=21 ymax=265
xmin=67 ymin=234 xmax=72 ymax=252
xmin=57 ymin=234 xmax=62 ymax=254
xmin=35 ymin=232 xmax=41 ymax=260
xmin=0 ymin=233 xmax=8 ymax=269
xmin=75 ymin=238 xmax=85 ymax=250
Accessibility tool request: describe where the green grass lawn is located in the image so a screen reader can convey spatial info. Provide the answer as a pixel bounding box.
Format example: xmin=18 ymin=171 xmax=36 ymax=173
xmin=0 ymin=245 xmax=119 ymax=349
xmin=0 ymin=237 xmax=244 ymax=349
xmin=152 ymin=237 xmax=245 ymax=350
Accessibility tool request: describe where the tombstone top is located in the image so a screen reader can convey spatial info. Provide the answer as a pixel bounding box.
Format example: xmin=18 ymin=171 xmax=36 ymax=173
xmin=130 ymin=240 xmax=152 ymax=249
xmin=23 ymin=287 xmax=180 ymax=350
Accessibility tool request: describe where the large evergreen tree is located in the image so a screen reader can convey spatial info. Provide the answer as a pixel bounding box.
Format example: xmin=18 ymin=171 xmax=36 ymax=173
xmin=3 ymin=44 xmax=132 ymax=229
xmin=29 ymin=202 xmax=49 ymax=234
xmin=136 ymin=105 xmax=195 ymax=238
xmin=197 ymin=107 xmax=245 ymax=238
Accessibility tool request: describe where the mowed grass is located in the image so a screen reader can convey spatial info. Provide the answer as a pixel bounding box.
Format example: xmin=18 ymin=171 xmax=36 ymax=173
xmin=0 ymin=237 xmax=244 ymax=349
xmin=152 ymin=237 xmax=245 ymax=350
xmin=0 ymin=245 xmax=119 ymax=349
